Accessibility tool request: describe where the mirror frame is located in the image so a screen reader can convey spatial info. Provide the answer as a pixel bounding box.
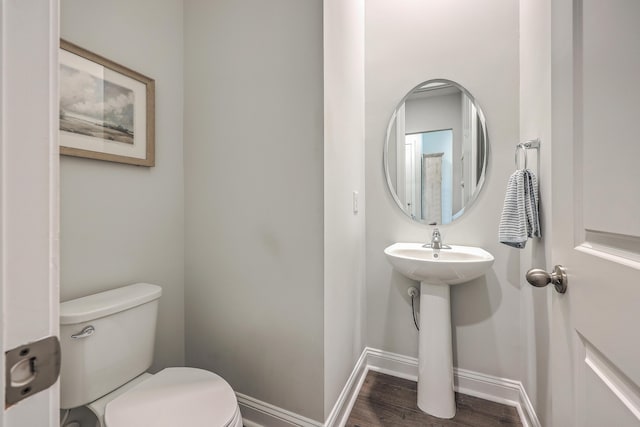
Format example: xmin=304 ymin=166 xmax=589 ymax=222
xmin=383 ymin=78 xmax=489 ymax=225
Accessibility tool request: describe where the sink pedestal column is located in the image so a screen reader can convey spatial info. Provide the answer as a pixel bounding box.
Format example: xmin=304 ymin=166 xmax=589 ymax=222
xmin=417 ymin=281 xmax=455 ymax=418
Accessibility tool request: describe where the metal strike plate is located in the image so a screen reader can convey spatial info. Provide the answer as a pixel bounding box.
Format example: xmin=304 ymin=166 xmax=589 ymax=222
xmin=5 ymin=336 xmax=61 ymax=407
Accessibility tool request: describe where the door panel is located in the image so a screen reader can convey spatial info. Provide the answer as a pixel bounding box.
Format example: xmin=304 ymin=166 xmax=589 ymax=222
xmin=581 ymin=0 xmax=640 ymax=239
xmin=551 ymin=0 xmax=640 ymax=425
xmin=573 ymin=0 xmax=640 ymax=389
xmin=583 ymin=341 xmax=640 ymax=425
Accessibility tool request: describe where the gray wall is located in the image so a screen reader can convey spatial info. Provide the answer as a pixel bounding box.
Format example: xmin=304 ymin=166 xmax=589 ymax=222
xmin=60 ymin=0 xmax=185 ymax=371
xmin=323 ymin=0 xmax=366 ymax=418
xmin=365 ymin=0 xmax=522 ymax=380
xmin=519 ymin=0 xmax=552 ymax=424
xmin=405 ymin=93 xmax=462 ymax=135
xmin=183 ymin=0 xmax=325 ymax=421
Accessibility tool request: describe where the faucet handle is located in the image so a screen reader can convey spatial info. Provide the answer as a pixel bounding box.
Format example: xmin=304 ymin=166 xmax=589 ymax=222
xmin=428 ymin=222 xmax=440 ymax=235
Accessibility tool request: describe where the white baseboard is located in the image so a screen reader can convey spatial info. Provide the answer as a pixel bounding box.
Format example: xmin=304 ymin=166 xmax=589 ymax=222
xmin=454 ymin=367 xmax=541 ymax=427
xmin=323 ymin=349 xmax=369 ymax=427
xmin=365 ymin=347 xmax=418 ymax=382
xmin=239 ymin=347 xmax=540 ymax=427
xmin=237 ymin=393 xmax=322 ymax=427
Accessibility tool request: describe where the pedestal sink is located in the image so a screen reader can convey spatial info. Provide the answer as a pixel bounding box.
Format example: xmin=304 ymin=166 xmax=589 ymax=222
xmin=384 ymin=242 xmax=494 ymax=419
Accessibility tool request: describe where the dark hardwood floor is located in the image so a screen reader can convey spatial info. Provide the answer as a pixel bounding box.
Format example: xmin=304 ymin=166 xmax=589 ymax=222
xmin=345 ymin=371 xmax=523 ymax=427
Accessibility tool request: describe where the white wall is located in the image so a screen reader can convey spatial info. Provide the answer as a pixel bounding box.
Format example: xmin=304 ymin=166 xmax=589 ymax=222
xmin=183 ymin=0 xmax=325 ymax=421
xmin=323 ymin=0 xmax=366 ymax=419
xmin=405 ymin=93 xmax=462 ymax=135
xmin=519 ymin=0 xmax=552 ymax=424
xmin=60 ymin=0 xmax=185 ymax=371
xmin=365 ymin=0 xmax=522 ymax=380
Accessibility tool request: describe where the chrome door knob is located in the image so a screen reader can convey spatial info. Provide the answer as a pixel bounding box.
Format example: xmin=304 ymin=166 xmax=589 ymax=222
xmin=526 ymin=265 xmax=567 ymax=293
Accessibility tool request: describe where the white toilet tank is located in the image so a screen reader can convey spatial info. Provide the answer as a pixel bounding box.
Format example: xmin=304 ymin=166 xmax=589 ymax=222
xmin=59 ymin=283 xmax=162 ymax=410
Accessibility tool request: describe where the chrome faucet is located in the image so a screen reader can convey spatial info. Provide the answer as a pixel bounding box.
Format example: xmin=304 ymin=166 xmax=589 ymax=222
xmin=423 ymin=223 xmax=451 ymax=249
xmin=431 ymin=227 xmax=443 ymax=249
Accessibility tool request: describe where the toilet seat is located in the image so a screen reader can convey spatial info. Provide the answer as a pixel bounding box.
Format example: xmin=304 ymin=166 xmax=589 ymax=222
xmin=104 ymin=367 xmax=242 ymax=427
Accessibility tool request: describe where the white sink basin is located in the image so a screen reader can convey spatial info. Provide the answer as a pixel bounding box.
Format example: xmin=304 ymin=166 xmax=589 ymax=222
xmin=383 ymin=242 xmax=494 ymax=419
xmin=384 ymin=242 xmax=494 ymax=285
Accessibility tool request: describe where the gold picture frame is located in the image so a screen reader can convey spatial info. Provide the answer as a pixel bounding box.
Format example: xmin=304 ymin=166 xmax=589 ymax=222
xmin=59 ymin=40 xmax=155 ymax=166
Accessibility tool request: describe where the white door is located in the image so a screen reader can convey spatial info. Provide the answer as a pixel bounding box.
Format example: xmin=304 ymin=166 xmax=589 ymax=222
xmin=550 ymin=0 xmax=640 ymax=425
xmin=0 ymin=1 xmax=60 ymax=426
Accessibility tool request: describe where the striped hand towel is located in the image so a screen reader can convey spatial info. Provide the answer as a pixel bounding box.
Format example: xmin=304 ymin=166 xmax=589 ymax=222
xmin=499 ymin=169 xmax=541 ymax=248
xmin=524 ymin=169 xmax=541 ymax=239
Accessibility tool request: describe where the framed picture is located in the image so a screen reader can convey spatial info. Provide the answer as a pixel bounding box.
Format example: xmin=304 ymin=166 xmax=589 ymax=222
xmin=59 ymin=40 xmax=155 ymax=166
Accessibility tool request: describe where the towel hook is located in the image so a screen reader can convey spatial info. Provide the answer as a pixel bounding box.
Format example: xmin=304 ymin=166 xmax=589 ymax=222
xmin=514 ymin=139 xmax=541 ymax=170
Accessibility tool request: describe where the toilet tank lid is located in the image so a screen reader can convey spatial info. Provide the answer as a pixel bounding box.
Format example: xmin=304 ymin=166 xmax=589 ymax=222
xmin=60 ymin=283 xmax=162 ymax=325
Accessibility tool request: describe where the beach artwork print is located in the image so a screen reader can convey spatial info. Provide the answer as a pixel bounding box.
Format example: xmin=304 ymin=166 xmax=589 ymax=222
xmin=60 ymin=64 xmax=135 ymax=145
xmin=59 ymin=40 xmax=155 ymax=166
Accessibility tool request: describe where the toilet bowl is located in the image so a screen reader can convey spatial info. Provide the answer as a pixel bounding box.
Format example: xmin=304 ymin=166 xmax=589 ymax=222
xmin=60 ymin=283 xmax=242 ymax=427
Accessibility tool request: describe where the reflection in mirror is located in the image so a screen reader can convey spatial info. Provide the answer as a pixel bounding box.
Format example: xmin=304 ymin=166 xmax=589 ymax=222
xmin=384 ymin=79 xmax=488 ymax=225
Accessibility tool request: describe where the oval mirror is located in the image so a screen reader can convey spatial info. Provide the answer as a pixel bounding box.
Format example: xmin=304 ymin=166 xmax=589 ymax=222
xmin=384 ymin=79 xmax=488 ymax=225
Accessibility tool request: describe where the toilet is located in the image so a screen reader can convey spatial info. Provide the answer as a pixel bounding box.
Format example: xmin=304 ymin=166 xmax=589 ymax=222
xmin=59 ymin=283 xmax=242 ymax=427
